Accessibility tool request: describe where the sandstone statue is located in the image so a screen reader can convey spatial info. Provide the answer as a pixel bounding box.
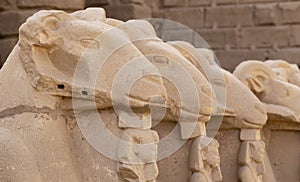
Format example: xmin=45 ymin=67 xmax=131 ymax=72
xmin=1 ymin=6 xmax=299 ymax=182
xmin=0 ymin=8 xmax=220 ymax=182
xmin=234 ymin=60 xmax=300 ymax=182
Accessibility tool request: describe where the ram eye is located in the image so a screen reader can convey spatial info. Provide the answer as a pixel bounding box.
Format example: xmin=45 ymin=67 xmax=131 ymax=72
xmin=80 ymin=38 xmax=99 ymax=48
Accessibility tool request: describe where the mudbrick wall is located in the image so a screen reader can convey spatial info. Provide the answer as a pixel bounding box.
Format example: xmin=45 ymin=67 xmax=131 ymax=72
xmin=1 ymin=0 xmax=300 ymax=71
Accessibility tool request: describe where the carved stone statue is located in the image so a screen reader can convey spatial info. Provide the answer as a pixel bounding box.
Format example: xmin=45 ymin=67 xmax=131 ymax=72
xmin=0 ymin=8 xmax=219 ymax=181
xmin=189 ymin=137 xmax=222 ymax=182
xmin=166 ymin=42 xmax=268 ymax=182
xmin=238 ymin=141 xmax=265 ymax=182
xmin=233 ymin=60 xmax=300 ymax=120
xmin=265 ymin=60 xmax=300 ymax=88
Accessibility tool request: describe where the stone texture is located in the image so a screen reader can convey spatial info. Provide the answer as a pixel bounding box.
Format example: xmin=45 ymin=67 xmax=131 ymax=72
xmin=0 ymin=10 xmax=36 ymax=36
xmin=189 ymin=0 xmax=211 ymax=6
xmin=268 ymin=48 xmax=300 ymax=66
xmin=240 ymin=129 xmax=261 ymax=140
xmin=164 ymin=8 xmax=204 ymax=29
xmin=17 ymin=0 xmax=84 ymax=9
xmin=85 ymin=0 xmax=109 ymax=7
xmin=0 ymin=0 xmax=16 ymax=10
xmin=214 ymin=0 xmax=238 ymax=5
xmin=117 ymin=129 xmax=159 ymax=163
xmin=267 ymin=131 xmax=300 ymax=182
xmin=163 ymin=0 xmax=187 ymax=7
xmin=118 ymin=112 xmax=152 ymax=129
xmin=0 ymin=37 xmax=18 ymax=66
xmin=160 ymin=29 xmax=195 ymax=44
xmin=254 ymin=4 xmax=278 ymax=25
xmin=215 ymin=50 xmax=267 ymax=71
xmin=238 ymin=140 xmax=265 ymax=182
xmin=179 ymin=122 xmax=206 ymax=140
xmin=240 ymin=26 xmax=289 ymax=48
xmin=240 ymin=0 xmax=278 ymax=3
xmin=197 ymin=29 xmax=238 ymax=49
xmin=290 ymin=25 xmax=300 ymax=46
xmin=234 ymin=60 xmax=300 ymax=120
xmin=279 ymin=2 xmax=300 ymax=24
xmin=105 ymin=4 xmax=151 ymax=21
xmin=205 ymin=5 xmax=253 ymax=27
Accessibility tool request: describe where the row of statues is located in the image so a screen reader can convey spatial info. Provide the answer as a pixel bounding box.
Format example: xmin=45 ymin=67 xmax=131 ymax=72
xmin=0 ymin=8 xmax=299 ymax=182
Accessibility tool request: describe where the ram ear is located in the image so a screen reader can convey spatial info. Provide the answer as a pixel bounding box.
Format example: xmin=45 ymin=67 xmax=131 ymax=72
xmin=233 ymin=61 xmax=276 ymax=94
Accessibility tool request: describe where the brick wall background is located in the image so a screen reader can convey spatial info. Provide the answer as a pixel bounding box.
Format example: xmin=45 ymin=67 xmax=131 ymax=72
xmin=155 ymin=0 xmax=300 ymax=71
xmin=1 ymin=0 xmax=300 ymax=71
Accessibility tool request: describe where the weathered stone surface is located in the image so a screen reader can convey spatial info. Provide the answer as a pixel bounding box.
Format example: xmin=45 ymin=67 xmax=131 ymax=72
xmin=240 ymin=129 xmax=261 ymax=141
xmin=197 ymin=28 xmax=238 ymax=49
xmin=0 ymin=0 xmax=16 ymax=10
xmin=0 ymin=10 xmax=36 ymax=36
xmin=0 ymin=37 xmax=18 ymax=66
xmin=105 ymin=4 xmax=151 ymax=21
xmin=85 ymin=0 xmax=109 ymax=7
xmin=118 ymin=112 xmax=152 ymax=129
xmin=238 ymin=140 xmax=265 ymax=182
xmin=279 ymin=2 xmax=300 ymax=24
xmin=189 ymin=0 xmax=211 ymax=6
xmin=205 ymin=5 xmax=253 ymax=27
xmin=117 ymin=129 xmax=159 ymax=164
xmin=164 ymin=8 xmax=204 ymax=29
xmin=214 ymin=0 xmax=238 ymax=5
xmin=254 ymin=4 xmax=278 ymax=25
xmin=234 ymin=60 xmax=300 ymax=121
xmin=290 ymin=25 xmax=300 ymax=46
xmin=163 ymin=0 xmax=187 ymax=7
xmin=179 ymin=122 xmax=206 ymax=140
xmin=240 ymin=26 xmax=289 ymax=48
xmin=189 ymin=137 xmax=222 ymax=181
xmin=17 ymin=0 xmax=84 ymax=9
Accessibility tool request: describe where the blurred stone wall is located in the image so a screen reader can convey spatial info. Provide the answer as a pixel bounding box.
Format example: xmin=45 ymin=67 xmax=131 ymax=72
xmin=156 ymin=0 xmax=300 ymax=71
xmin=0 ymin=0 xmax=84 ymax=67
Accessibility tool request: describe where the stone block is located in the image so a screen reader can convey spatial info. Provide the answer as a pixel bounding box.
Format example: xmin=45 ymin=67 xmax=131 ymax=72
xmin=196 ymin=29 xmax=238 ymax=49
xmin=215 ymin=50 xmax=267 ymax=71
xmin=268 ymin=48 xmax=300 ymax=66
xmin=0 ymin=0 xmax=16 ymax=10
xmin=240 ymin=0 xmax=278 ymax=3
xmin=240 ymin=26 xmax=289 ymax=48
xmin=117 ymin=129 xmax=159 ymax=164
xmin=205 ymin=5 xmax=253 ymax=28
xmin=179 ymin=122 xmax=206 ymax=140
xmin=85 ymin=0 xmax=109 ymax=7
xmin=164 ymin=8 xmax=204 ymax=29
xmin=118 ymin=112 xmax=152 ymax=129
xmin=290 ymin=25 xmax=300 ymax=46
xmin=17 ymin=0 xmax=84 ymax=9
xmin=214 ymin=0 xmax=238 ymax=5
xmin=0 ymin=10 xmax=36 ymax=36
xmin=160 ymin=29 xmax=195 ymax=44
xmin=254 ymin=4 xmax=278 ymax=25
xmin=105 ymin=4 xmax=151 ymax=21
xmin=163 ymin=0 xmax=187 ymax=7
xmin=279 ymin=2 xmax=300 ymax=24
xmin=240 ymin=129 xmax=261 ymax=141
xmin=0 ymin=37 xmax=18 ymax=66
xmin=189 ymin=0 xmax=211 ymax=6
